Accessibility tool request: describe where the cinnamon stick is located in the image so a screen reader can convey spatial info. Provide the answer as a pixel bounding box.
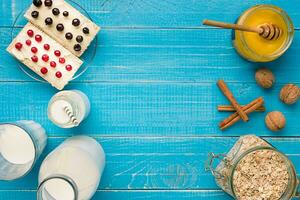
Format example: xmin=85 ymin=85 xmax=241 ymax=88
xmin=217 ymin=80 xmax=249 ymax=122
xmin=219 ymin=97 xmax=264 ymax=130
xmin=218 ymin=105 xmax=265 ymax=112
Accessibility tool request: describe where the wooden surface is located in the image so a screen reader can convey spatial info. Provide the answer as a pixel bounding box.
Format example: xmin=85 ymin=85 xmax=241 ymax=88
xmin=0 ymin=0 xmax=300 ymax=199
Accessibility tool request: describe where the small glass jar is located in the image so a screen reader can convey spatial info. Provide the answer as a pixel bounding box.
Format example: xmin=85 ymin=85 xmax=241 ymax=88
xmin=0 ymin=120 xmax=47 ymax=180
xmin=48 ymin=90 xmax=90 ymax=128
xmin=206 ymin=135 xmax=299 ymax=199
xmin=233 ymin=5 xmax=294 ymax=62
xmin=37 ymin=136 xmax=105 ymax=200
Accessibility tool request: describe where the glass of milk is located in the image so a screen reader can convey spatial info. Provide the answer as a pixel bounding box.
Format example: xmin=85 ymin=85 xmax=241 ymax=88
xmin=0 ymin=120 xmax=47 ymax=180
xmin=48 ymin=90 xmax=90 ymax=128
xmin=37 ymin=136 xmax=105 ymax=200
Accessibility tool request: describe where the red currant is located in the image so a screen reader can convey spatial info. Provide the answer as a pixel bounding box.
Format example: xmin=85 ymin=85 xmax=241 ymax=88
xmin=25 ymin=40 xmax=31 ymax=46
xmin=65 ymin=64 xmax=72 ymax=71
xmin=15 ymin=42 xmax=22 ymax=50
xmin=55 ymin=71 xmax=62 ymax=78
xmin=54 ymin=50 xmax=61 ymax=57
xmin=31 ymin=56 xmax=38 ymax=62
xmin=42 ymin=54 xmax=49 ymax=62
xmin=31 ymin=47 xmax=38 ymax=53
xmin=50 ymin=61 xmax=56 ymax=68
xmin=35 ymin=34 xmax=42 ymax=42
xmin=40 ymin=67 xmax=48 ymax=74
xmin=27 ymin=30 xmax=34 ymax=37
xmin=44 ymin=44 xmax=50 ymax=50
xmin=59 ymin=57 xmax=65 ymax=64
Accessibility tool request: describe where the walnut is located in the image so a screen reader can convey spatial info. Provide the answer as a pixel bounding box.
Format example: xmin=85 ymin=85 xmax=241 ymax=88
xmin=280 ymin=84 xmax=300 ymax=105
xmin=265 ymin=111 xmax=286 ymax=131
xmin=255 ymin=68 xmax=275 ymax=89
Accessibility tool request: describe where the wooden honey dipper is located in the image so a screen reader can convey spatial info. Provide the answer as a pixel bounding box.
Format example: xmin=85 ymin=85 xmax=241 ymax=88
xmin=203 ymin=19 xmax=282 ymax=40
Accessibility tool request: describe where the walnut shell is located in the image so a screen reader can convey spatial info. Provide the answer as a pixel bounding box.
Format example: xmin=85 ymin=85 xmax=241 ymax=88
xmin=280 ymin=84 xmax=300 ymax=105
xmin=265 ymin=111 xmax=286 ymax=132
xmin=255 ymin=68 xmax=275 ymax=89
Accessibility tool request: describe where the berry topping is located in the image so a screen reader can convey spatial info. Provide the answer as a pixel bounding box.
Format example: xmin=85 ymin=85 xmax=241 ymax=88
xmin=56 ymin=23 xmax=64 ymax=32
xmin=52 ymin=8 xmax=60 ymax=15
xmin=50 ymin=61 xmax=56 ymax=68
xmin=15 ymin=42 xmax=22 ymax=50
xmin=42 ymin=54 xmax=49 ymax=62
xmin=45 ymin=17 xmax=53 ymax=25
xmin=31 ymin=11 xmax=39 ymax=18
xmin=65 ymin=32 xmax=73 ymax=40
xmin=59 ymin=57 xmax=65 ymax=64
xmin=26 ymin=40 xmax=32 ymax=46
xmin=27 ymin=30 xmax=34 ymax=37
xmin=44 ymin=0 xmax=52 ymax=7
xmin=55 ymin=71 xmax=62 ymax=78
xmin=54 ymin=50 xmax=61 ymax=57
xmin=35 ymin=34 xmax=42 ymax=42
xmin=33 ymin=0 xmax=42 ymax=7
xmin=72 ymin=18 xmax=80 ymax=26
xmin=40 ymin=67 xmax=48 ymax=74
xmin=31 ymin=56 xmax=38 ymax=62
xmin=65 ymin=64 xmax=72 ymax=71
xmin=63 ymin=11 xmax=69 ymax=17
xmin=44 ymin=44 xmax=50 ymax=50
xmin=76 ymin=35 xmax=83 ymax=43
xmin=31 ymin=47 xmax=38 ymax=53
xmin=74 ymin=44 xmax=81 ymax=52
xmin=83 ymin=27 xmax=89 ymax=34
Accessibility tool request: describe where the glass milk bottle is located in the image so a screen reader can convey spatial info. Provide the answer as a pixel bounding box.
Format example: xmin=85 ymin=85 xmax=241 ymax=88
xmin=48 ymin=90 xmax=90 ymax=128
xmin=37 ymin=136 xmax=105 ymax=200
xmin=0 ymin=120 xmax=47 ymax=180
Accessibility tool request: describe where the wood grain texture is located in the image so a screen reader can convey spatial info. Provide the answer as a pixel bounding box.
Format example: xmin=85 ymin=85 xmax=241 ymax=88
xmin=1 ymin=0 xmax=300 ymax=199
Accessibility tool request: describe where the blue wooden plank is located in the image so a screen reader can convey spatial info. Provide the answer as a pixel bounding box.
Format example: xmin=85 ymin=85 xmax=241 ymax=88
xmin=0 ymin=0 xmax=300 ymax=28
xmin=0 ymin=82 xmax=299 ymax=136
xmin=0 ymin=137 xmax=299 ymax=190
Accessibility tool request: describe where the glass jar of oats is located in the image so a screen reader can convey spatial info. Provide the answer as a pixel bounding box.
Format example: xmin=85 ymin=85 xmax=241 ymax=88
xmin=206 ymin=135 xmax=299 ymax=200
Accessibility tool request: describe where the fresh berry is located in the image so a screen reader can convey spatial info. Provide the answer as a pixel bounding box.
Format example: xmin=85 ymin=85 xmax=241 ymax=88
xmin=54 ymin=50 xmax=61 ymax=57
xmin=65 ymin=32 xmax=73 ymax=40
xmin=65 ymin=64 xmax=72 ymax=71
xmin=26 ymin=40 xmax=32 ymax=46
xmin=44 ymin=0 xmax=52 ymax=7
xmin=55 ymin=71 xmax=62 ymax=78
xmin=31 ymin=47 xmax=38 ymax=53
xmin=56 ymin=23 xmax=64 ymax=32
xmin=40 ymin=67 xmax=48 ymax=74
xmin=63 ymin=11 xmax=69 ymax=17
xmin=31 ymin=56 xmax=38 ymax=62
xmin=72 ymin=18 xmax=80 ymax=26
xmin=44 ymin=44 xmax=50 ymax=50
xmin=45 ymin=17 xmax=53 ymax=25
xmin=31 ymin=11 xmax=39 ymax=18
xmin=33 ymin=0 xmax=42 ymax=7
xmin=35 ymin=34 xmax=42 ymax=42
xmin=27 ymin=30 xmax=34 ymax=37
xmin=42 ymin=54 xmax=49 ymax=62
xmin=59 ymin=57 xmax=65 ymax=64
xmin=15 ymin=42 xmax=23 ymax=50
xmin=83 ymin=27 xmax=89 ymax=34
xmin=52 ymin=8 xmax=60 ymax=15
xmin=76 ymin=35 xmax=83 ymax=43
xmin=50 ymin=61 xmax=56 ymax=68
xmin=74 ymin=44 xmax=81 ymax=51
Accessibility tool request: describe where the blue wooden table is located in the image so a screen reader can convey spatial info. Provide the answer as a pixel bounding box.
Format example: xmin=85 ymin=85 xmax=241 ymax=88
xmin=0 ymin=0 xmax=300 ymax=199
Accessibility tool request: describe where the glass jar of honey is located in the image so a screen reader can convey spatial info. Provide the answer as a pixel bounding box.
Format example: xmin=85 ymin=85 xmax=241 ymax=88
xmin=233 ymin=5 xmax=294 ymax=62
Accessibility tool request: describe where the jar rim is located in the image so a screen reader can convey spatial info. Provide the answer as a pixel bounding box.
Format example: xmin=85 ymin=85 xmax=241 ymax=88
xmin=237 ymin=4 xmax=294 ymax=60
xmin=229 ymin=146 xmax=298 ymax=199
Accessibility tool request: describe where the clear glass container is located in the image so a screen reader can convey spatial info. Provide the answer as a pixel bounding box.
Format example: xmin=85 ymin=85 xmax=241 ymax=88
xmin=37 ymin=136 xmax=105 ymax=200
xmin=0 ymin=120 xmax=47 ymax=180
xmin=48 ymin=90 xmax=90 ymax=128
xmin=206 ymin=135 xmax=299 ymax=199
xmin=233 ymin=5 xmax=294 ymax=62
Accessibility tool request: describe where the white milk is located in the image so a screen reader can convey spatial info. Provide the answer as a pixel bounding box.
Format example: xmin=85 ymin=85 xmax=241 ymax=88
xmin=38 ymin=136 xmax=105 ymax=200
